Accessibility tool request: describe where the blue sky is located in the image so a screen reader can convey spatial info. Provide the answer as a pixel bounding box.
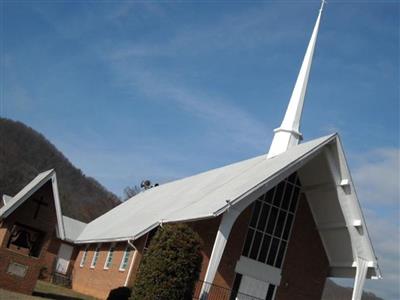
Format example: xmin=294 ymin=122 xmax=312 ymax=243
xmin=1 ymin=1 xmax=398 ymax=299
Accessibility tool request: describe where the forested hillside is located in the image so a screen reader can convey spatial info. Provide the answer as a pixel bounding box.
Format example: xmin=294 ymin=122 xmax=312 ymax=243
xmin=0 ymin=118 xmax=120 ymax=222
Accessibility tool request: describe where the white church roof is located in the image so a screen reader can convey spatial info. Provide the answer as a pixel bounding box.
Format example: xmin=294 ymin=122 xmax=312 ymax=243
xmin=62 ymin=216 xmax=87 ymax=241
xmin=75 ymin=134 xmax=335 ymax=243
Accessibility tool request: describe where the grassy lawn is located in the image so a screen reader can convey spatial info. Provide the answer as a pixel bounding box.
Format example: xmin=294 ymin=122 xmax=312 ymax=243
xmin=0 ymin=288 xmax=41 ymax=300
xmin=0 ymin=281 xmax=98 ymax=300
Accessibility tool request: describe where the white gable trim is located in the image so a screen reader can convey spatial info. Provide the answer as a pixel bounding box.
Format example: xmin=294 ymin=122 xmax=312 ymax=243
xmin=51 ymin=172 xmax=66 ymax=240
xmin=0 ymin=170 xmax=67 ymax=241
xmin=325 ymin=137 xmax=381 ymax=279
xmin=2 ymin=194 xmax=12 ymax=206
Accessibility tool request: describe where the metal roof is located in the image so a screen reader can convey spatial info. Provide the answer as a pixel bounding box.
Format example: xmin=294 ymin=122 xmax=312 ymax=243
xmin=76 ymin=134 xmax=336 ymax=243
xmin=62 ymin=216 xmax=87 ymax=241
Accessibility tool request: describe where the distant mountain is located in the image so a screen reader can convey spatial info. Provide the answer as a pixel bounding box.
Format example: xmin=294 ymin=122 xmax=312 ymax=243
xmin=322 ymin=279 xmax=383 ymax=300
xmin=0 ymin=118 xmax=120 ymax=222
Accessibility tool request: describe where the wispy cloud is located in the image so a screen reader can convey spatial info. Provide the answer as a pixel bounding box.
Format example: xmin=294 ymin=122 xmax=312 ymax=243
xmin=348 ymin=147 xmax=400 ymax=299
xmin=363 ymin=209 xmax=399 ymax=300
xmin=107 ymin=66 xmax=269 ymax=151
xmin=352 ymin=148 xmax=399 ymax=206
xmin=107 ymin=4 xmax=302 ymax=60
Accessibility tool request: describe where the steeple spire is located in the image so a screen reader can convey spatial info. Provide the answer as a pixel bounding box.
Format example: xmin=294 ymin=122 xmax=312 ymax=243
xmin=268 ymin=0 xmax=326 ymax=158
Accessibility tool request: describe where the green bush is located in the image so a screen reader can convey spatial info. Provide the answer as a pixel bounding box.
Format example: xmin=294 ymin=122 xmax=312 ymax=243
xmin=131 ymin=224 xmax=203 ymax=300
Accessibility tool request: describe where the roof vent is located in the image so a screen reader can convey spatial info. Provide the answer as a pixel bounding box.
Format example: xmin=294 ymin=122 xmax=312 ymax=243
xmin=140 ymin=180 xmax=159 ymax=190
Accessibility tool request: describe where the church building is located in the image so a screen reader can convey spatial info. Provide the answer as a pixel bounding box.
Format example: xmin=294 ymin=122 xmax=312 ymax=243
xmin=0 ymin=2 xmax=380 ymax=300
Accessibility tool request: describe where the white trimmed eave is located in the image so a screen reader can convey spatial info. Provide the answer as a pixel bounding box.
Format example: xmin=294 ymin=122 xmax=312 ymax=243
xmin=0 ymin=169 xmax=67 ymax=241
xmin=330 ymin=136 xmax=381 ymax=279
xmin=299 ymin=135 xmax=381 ymax=280
xmin=51 ymin=172 xmax=67 ymax=241
xmin=74 ymin=221 xmax=160 ymax=244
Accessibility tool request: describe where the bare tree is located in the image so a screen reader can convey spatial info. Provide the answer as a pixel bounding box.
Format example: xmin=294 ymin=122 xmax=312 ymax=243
xmin=123 ymin=185 xmax=140 ymax=201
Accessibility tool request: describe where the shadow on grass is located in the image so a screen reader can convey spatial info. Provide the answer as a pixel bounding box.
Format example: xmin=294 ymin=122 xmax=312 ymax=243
xmin=32 ymin=291 xmax=84 ymax=300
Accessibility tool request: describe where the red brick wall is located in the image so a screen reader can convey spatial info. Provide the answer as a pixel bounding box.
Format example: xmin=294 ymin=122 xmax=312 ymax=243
xmin=0 ymin=247 xmax=42 ymax=294
xmin=0 ymin=181 xmax=58 ymax=295
xmin=275 ymin=194 xmax=329 ymax=300
xmin=71 ymin=236 xmax=146 ymax=299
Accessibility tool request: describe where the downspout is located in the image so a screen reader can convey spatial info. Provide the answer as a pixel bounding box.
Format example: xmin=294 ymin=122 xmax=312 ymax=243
xmin=124 ymin=240 xmax=138 ymax=287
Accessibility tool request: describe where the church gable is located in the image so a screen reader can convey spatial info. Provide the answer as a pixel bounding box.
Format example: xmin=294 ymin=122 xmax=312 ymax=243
xmin=1 ymin=181 xmax=57 ymax=256
xmin=0 ymin=178 xmax=60 ymax=295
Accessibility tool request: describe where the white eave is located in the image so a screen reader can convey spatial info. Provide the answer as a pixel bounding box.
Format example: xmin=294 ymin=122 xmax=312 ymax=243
xmin=0 ymin=169 xmax=66 ymax=241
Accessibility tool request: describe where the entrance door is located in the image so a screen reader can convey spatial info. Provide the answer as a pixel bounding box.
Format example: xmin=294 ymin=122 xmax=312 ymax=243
xmin=55 ymin=243 xmax=74 ymax=274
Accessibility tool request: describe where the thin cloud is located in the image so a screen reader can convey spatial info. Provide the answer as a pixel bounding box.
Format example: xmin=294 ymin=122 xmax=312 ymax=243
xmin=352 ymin=148 xmax=400 ymax=206
xmin=344 ymin=147 xmax=400 ymax=299
xmin=108 ymin=4 xmax=302 ymax=60
xmin=108 ymin=65 xmax=269 ymax=152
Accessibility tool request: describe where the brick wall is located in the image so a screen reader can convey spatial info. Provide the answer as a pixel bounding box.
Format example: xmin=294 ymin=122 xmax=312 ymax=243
xmin=0 ymin=181 xmax=58 ymax=295
xmin=0 ymin=247 xmax=42 ymax=294
xmin=275 ymin=194 xmax=329 ymax=300
xmin=71 ymin=235 xmax=146 ymax=299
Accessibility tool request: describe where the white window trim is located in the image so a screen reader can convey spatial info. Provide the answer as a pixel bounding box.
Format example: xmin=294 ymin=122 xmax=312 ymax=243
xmin=90 ymin=243 xmax=101 ymax=269
xmin=79 ymin=245 xmax=89 ymax=267
xmin=119 ymin=246 xmax=131 ymax=271
xmin=104 ymin=243 xmax=116 ymax=270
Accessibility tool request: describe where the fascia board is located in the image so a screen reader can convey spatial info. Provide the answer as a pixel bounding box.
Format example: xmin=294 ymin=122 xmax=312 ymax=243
xmin=213 ymin=133 xmax=338 ymax=217
xmin=0 ymin=170 xmax=54 ymax=219
xmin=333 ymin=136 xmax=382 ymax=278
xmin=74 ymin=222 xmax=160 ymax=244
xmin=51 ymin=173 xmax=66 ymax=241
xmin=0 ymin=169 xmax=68 ymax=244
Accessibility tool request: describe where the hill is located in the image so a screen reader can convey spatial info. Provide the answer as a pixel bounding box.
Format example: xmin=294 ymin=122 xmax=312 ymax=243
xmin=322 ymin=279 xmax=383 ymax=300
xmin=0 ymin=118 xmax=120 ymax=222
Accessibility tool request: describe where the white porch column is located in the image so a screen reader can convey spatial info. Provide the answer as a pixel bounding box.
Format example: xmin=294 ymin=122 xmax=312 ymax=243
xmin=351 ymin=257 xmax=368 ymax=300
xmin=199 ymin=209 xmax=240 ymax=300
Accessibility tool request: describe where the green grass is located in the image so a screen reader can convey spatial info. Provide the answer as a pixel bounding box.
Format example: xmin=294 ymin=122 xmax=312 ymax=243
xmin=0 ymin=288 xmax=41 ymax=300
xmin=34 ymin=280 xmax=97 ymax=299
xmin=0 ymin=281 xmax=98 ymax=300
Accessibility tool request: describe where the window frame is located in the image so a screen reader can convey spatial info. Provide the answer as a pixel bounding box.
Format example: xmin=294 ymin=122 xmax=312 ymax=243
xmin=90 ymin=243 xmax=101 ymax=269
xmin=119 ymin=245 xmax=131 ymax=271
xmin=241 ymin=173 xmax=301 ymax=269
xmin=79 ymin=245 xmax=89 ymax=267
xmin=104 ymin=243 xmax=116 ymax=270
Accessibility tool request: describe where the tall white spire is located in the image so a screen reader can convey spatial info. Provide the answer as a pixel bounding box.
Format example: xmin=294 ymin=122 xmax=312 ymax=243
xmin=267 ymin=0 xmax=326 ymax=158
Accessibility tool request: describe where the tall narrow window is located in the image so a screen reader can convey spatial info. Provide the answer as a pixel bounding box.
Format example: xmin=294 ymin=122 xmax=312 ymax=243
xmin=104 ymin=243 xmax=116 ymax=269
xmin=80 ymin=245 xmax=88 ymax=267
xmin=242 ymin=172 xmax=301 ymax=269
xmin=119 ymin=246 xmax=131 ymax=271
xmin=90 ymin=244 xmax=101 ymax=269
xmin=265 ymin=284 xmax=276 ymax=300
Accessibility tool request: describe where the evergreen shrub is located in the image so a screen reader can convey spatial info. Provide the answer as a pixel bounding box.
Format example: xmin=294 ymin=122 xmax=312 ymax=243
xmin=131 ymin=224 xmax=203 ymax=300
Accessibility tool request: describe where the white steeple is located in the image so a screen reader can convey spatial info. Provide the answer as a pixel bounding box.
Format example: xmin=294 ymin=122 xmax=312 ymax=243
xmin=268 ymin=0 xmax=326 ymax=158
